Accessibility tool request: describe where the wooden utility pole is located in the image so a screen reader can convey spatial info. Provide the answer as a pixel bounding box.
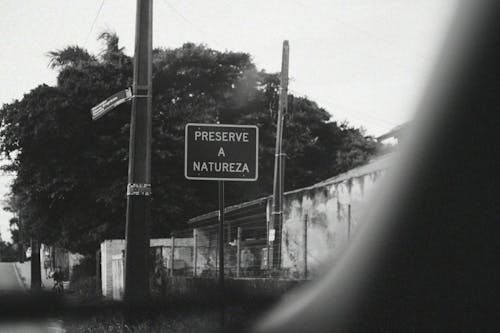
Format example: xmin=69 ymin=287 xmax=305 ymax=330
xmin=124 ymin=0 xmax=153 ymax=305
xmin=270 ymin=41 xmax=289 ymax=269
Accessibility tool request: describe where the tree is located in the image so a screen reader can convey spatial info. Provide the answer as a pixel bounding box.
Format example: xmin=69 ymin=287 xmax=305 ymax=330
xmin=0 ymin=33 xmax=379 ymax=255
xmin=0 ymin=231 xmax=18 ymax=262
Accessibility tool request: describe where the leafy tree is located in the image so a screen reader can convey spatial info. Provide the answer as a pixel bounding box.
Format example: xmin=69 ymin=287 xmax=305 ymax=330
xmin=0 ymin=33 xmax=379 ymax=255
xmin=0 ymin=231 xmax=18 ymax=262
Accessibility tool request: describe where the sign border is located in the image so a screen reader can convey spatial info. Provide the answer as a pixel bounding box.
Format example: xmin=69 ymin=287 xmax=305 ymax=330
xmin=184 ymin=123 xmax=259 ymax=181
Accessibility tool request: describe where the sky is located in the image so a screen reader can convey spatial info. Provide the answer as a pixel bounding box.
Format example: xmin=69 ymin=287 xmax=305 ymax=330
xmin=0 ymin=0 xmax=458 ymax=242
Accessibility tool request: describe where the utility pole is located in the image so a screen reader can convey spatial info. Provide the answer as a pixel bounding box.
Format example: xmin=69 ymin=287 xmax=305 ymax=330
xmin=124 ymin=0 xmax=153 ymax=305
xmin=270 ymin=41 xmax=289 ymax=269
xmin=30 ymin=238 xmax=41 ymax=291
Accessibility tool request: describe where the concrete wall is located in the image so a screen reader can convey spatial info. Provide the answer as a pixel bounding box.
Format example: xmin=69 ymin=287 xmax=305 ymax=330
xmin=280 ymin=156 xmax=390 ymax=278
xmin=111 ymin=253 xmax=124 ymax=300
xmin=100 ymin=239 xmax=125 ymax=298
xmin=185 ymin=155 xmax=391 ymax=280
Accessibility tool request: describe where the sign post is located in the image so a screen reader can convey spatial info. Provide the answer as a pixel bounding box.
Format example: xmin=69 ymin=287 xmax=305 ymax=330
xmin=218 ymin=179 xmax=225 ymax=320
xmin=185 ymin=123 xmax=259 ymax=326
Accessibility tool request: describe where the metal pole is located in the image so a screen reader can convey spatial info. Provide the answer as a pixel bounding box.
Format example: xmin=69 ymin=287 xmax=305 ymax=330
xmin=124 ymin=0 xmax=153 ymax=305
xmin=303 ymin=214 xmax=308 ymax=279
xmin=193 ymin=229 xmax=198 ymax=277
xmin=347 ymin=204 xmax=352 ymax=241
xmin=218 ymin=181 xmax=225 ymax=287
xmin=96 ymin=249 xmax=101 ymax=296
xmin=266 ymin=198 xmax=272 ymax=275
xmin=170 ymin=235 xmax=175 ymax=277
xmin=236 ymin=227 xmax=241 ymax=278
xmin=271 ymin=40 xmax=289 ymax=269
xmin=218 ymin=180 xmax=225 ymax=328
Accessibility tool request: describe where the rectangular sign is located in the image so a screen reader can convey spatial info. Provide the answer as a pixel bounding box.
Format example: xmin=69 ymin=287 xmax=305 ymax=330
xmin=185 ymin=123 xmax=259 ymax=181
xmin=91 ymin=88 xmax=132 ymax=120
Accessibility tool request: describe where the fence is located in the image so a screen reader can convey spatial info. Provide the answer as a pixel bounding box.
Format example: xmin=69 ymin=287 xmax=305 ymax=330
xmin=164 ymin=154 xmax=390 ymax=281
xmin=101 ymin=154 xmax=391 ymax=300
xmin=160 ymin=203 xmax=357 ymax=281
xmin=149 ymin=223 xmax=270 ymax=280
xmin=149 ymin=233 xmax=194 ymax=278
xmin=192 ymin=221 xmax=269 ymax=278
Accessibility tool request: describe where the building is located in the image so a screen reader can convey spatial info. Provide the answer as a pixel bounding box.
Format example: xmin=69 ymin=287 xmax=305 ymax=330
xmin=99 ymin=238 xmax=193 ymax=299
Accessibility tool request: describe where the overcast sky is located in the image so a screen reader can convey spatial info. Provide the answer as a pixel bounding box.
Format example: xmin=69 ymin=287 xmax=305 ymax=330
xmin=0 ymin=0 xmax=458 ymax=242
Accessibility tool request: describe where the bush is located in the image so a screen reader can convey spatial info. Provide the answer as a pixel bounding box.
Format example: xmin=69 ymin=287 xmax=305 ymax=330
xmin=69 ymin=256 xmax=98 ymax=300
xmin=70 ymin=256 xmax=96 ymax=282
xmin=70 ymin=276 xmax=97 ymax=301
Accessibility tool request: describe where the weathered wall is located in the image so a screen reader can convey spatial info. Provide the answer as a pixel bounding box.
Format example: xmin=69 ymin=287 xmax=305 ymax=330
xmin=100 ymin=239 xmax=125 ymax=298
xmin=280 ymin=156 xmax=390 ymax=279
xmin=184 ymin=155 xmax=391 ymax=280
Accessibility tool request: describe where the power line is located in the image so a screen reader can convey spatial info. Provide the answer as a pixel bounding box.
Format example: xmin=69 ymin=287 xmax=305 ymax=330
xmin=83 ymin=0 xmax=105 ymax=48
xmin=160 ymin=0 xmax=223 ymax=48
xmin=289 ymin=1 xmax=433 ymax=68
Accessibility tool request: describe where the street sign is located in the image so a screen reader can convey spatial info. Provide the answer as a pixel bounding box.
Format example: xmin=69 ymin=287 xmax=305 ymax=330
xmin=185 ymin=123 xmax=259 ymax=181
xmin=91 ymin=88 xmax=132 ymax=120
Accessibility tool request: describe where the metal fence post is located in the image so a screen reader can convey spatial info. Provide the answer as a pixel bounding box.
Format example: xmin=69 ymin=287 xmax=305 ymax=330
xmin=96 ymin=249 xmax=101 ymax=296
xmin=193 ymin=229 xmax=198 ymax=277
xmin=170 ymin=235 xmax=175 ymax=277
xmin=236 ymin=227 xmax=241 ymax=278
xmin=266 ymin=198 xmax=272 ymax=275
xmin=303 ymin=214 xmax=308 ymax=279
xmin=347 ymin=204 xmax=352 ymax=241
xmin=214 ymin=228 xmax=218 ymax=277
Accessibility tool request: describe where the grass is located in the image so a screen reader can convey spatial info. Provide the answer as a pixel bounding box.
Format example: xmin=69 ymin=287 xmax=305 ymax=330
xmin=59 ymin=291 xmax=275 ymax=332
xmin=62 ymin=303 xmax=265 ymax=332
xmin=61 ymin=271 xmax=282 ymax=332
xmin=64 ymin=310 xmax=222 ymax=333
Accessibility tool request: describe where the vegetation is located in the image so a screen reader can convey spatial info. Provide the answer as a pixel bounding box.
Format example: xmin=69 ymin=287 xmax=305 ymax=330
xmin=0 ymin=32 xmax=379 ymax=256
xmin=0 ymin=231 xmax=18 ymax=261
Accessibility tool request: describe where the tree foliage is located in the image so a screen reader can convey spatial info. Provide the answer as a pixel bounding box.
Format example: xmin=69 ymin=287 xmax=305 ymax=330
xmin=0 ymin=33 xmax=379 ymax=255
xmin=0 ymin=228 xmax=18 ymax=262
